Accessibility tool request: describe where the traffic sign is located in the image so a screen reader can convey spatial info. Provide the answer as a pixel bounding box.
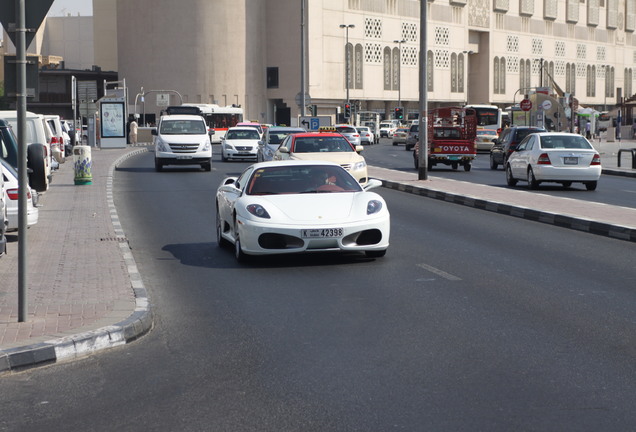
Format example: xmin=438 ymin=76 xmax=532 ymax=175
xmin=520 ymin=99 xmax=532 ymax=111
xmin=0 ymin=1 xmax=55 ymax=48
xmin=299 ymin=116 xmax=331 ymax=131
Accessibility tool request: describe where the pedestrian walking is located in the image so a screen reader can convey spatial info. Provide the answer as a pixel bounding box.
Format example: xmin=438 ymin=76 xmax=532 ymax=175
xmin=130 ymin=118 xmax=138 ymax=145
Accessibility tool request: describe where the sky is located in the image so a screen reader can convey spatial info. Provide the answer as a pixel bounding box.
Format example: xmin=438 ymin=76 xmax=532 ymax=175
xmin=47 ymin=0 xmax=93 ymax=16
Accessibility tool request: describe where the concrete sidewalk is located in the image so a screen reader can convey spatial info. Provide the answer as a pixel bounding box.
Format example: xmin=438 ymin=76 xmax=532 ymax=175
xmin=0 ymin=146 xmax=151 ymax=374
xmin=1 ymin=141 xmax=635 ymax=375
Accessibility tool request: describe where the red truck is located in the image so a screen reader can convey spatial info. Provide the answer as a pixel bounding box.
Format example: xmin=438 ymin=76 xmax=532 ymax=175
xmin=413 ymin=106 xmax=477 ymax=171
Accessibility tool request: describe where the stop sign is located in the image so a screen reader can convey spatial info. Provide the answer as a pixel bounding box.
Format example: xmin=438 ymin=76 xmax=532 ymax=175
xmin=520 ymin=99 xmax=532 ymax=111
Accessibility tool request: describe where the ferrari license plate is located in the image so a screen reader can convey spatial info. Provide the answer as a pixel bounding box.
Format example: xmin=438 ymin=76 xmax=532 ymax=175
xmin=302 ymin=228 xmax=343 ymax=238
xmin=564 ymin=157 xmax=578 ymax=165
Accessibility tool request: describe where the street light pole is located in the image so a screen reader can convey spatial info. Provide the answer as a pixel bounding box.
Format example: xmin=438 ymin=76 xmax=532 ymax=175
xmin=394 ymin=39 xmax=406 ymax=120
xmin=340 ymin=24 xmax=355 ymax=121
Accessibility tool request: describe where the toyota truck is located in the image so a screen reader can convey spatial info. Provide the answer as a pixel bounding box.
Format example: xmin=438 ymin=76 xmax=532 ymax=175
xmin=413 ymin=106 xmax=477 ymax=171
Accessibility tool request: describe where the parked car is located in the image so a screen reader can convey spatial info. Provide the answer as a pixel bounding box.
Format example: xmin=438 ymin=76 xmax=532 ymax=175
xmin=490 ymin=126 xmax=546 ymax=170
xmin=475 ymin=128 xmax=498 ymax=152
xmin=257 ymin=126 xmax=305 ymax=162
xmin=505 ymin=132 xmax=601 ymax=190
xmin=392 ymin=127 xmax=409 ymax=146
xmin=405 ymin=123 xmax=418 ymax=151
xmin=0 ymin=111 xmax=51 ymax=192
xmin=0 ymin=159 xmax=6 ymax=256
xmin=334 ymin=124 xmax=361 ymax=146
xmin=215 ymin=160 xmax=390 ymax=262
xmin=221 ymin=126 xmax=262 ymax=161
xmin=355 ymin=126 xmax=375 ymax=145
xmin=1 ymin=158 xmax=39 ymax=231
xmin=273 ymin=130 xmax=368 ymax=184
xmin=45 ymin=115 xmax=71 ymax=158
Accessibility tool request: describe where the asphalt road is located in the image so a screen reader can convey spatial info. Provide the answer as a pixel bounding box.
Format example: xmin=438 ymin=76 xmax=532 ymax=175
xmin=1 ymin=150 xmax=635 ymax=431
xmin=366 ymin=138 xmax=636 ymax=209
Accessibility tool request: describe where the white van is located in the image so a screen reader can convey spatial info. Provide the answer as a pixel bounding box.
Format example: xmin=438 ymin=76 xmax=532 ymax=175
xmin=0 ymin=111 xmax=51 ymax=192
xmin=153 ymin=111 xmax=212 ymax=171
xmin=45 ymin=114 xmax=71 ymax=158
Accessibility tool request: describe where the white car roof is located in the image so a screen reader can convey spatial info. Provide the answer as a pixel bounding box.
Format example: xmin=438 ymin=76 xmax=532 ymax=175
xmin=249 ymin=160 xmax=345 ymax=170
xmin=160 ymin=115 xmax=204 ymax=121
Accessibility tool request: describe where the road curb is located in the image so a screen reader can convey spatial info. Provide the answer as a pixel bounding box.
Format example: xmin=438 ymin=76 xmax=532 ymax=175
xmin=0 ymin=148 xmax=152 ymax=374
xmin=380 ymin=179 xmax=636 ymax=242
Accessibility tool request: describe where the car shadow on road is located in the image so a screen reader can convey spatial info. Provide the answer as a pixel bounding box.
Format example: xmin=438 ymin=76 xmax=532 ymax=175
xmin=162 ymin=242 xmax=378 ymax=269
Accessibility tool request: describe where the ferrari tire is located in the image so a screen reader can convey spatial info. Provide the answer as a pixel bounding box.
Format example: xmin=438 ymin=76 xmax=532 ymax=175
xmin=234 ymin=236 xmax=249 ymax=263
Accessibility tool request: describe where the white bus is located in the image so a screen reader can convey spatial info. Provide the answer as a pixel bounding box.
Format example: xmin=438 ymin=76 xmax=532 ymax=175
xmin=464 ymin=104 xmax=503 ymax=132
xmin=181 ymin=103 xmax=244 ymax=143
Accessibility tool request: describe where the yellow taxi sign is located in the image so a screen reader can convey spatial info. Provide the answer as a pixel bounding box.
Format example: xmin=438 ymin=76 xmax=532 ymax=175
xmin=319 ymin=126 xmax=337 ymax=132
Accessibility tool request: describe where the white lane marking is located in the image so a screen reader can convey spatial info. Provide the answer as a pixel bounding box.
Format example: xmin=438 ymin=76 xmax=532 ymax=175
xmin=416 ymin=263 xmax=462 ymax=281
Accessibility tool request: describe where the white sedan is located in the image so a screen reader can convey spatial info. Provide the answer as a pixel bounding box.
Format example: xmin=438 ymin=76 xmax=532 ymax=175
xmin=216 ymin=160 xmax=390 ymax=262
xmin=505 ymin=132 xmax=601 ymax=190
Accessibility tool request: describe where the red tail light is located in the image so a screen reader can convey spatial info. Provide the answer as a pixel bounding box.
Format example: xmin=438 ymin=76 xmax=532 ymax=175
xmin=50 ymin=136 xmax=60 ymax=144
xmin=537 ymin=153 xmax=551 ymax=165
xmin=6 ymin=188 xmax=30 ymax=200
xmin=591 ymin=153 xmax=601 ymax=165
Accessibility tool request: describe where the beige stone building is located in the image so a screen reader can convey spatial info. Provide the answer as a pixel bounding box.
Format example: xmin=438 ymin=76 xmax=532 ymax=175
xmin=7 ymin=0 xmax=636 ymax=125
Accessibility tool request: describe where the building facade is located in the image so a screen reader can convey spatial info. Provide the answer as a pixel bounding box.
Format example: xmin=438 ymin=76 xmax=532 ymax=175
xmin=28 ymin=0 xmax=633 ymax=126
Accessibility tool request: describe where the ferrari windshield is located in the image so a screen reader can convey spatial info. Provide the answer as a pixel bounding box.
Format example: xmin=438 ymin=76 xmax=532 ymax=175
xmin=247 ymin=165 xmax=362 ymax=195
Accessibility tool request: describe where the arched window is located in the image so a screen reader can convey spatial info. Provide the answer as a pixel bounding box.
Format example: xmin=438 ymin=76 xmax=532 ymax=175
xmin=458 ymin=52 xmax=465 ymax=93
xmin=427 ymin=50 xmax=434 ymax=92
xmin=345 ymin=43 xmax=354 ymax=91
xmin=451 ymin=53 xmax=458 ymax=93
xmin=383 ymin=47 xmax=392 ymax=91
xmin=494 ymin=57 xmax=500 ymax=94
xmin=354 ymin=44 xmax=363 ymax=89
xmin=499 ymin=57 xmax=506 ymax=94
xmin=392 ymin=47 xmax=400 ymax=91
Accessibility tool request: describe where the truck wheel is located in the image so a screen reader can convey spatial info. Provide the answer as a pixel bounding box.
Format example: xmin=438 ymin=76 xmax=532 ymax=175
xmin=202 ymin=161 xmax=211 ymax=171
xmin=451 ymin=162 xmax=458 ymax=170
xmin=27 ymin=144 xmax=48 ymax=192
xmin=154 ymin=158 xmax=163 ymax=172
xmin=464 ymin=162 xmax=472 ymax=172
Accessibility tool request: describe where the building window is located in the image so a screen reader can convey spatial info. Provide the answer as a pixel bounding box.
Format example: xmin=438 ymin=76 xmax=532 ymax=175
xmin=392 ymin=47 xmax=400 ymax=91
xmin=266 ymin=67 xmax=279 ymax=89
xmin=427 ymin=51 xmax=434 ymax=92
xmin=458 ymin=52 xmax=465 ymax=93
xmin=384 ymin=47 xmax=392 ymax=91
xmin=451 ymin=53 xmax=458 ymax=92
xmin=355 ymin=44 xmax=364 ymax=89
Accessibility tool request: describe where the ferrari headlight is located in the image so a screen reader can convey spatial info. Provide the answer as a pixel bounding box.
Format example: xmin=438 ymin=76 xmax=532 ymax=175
xmin=247 ymin=204 xmax=271 ymax=219
xmin=353 ymin=160 xmax=367 ymax=171
xmin=367 ymin=200 xmax=382 ymax=215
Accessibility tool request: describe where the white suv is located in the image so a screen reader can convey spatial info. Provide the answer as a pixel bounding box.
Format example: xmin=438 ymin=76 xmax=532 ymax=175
xmin=153 ymin=114 xmax=212 ymax=171
xmin=0 ymin=111 xmax=50 ymax=192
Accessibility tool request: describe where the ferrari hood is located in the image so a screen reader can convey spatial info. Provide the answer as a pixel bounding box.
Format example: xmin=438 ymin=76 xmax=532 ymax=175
xmin=255 ymin=193 xmax=371 ymax=222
